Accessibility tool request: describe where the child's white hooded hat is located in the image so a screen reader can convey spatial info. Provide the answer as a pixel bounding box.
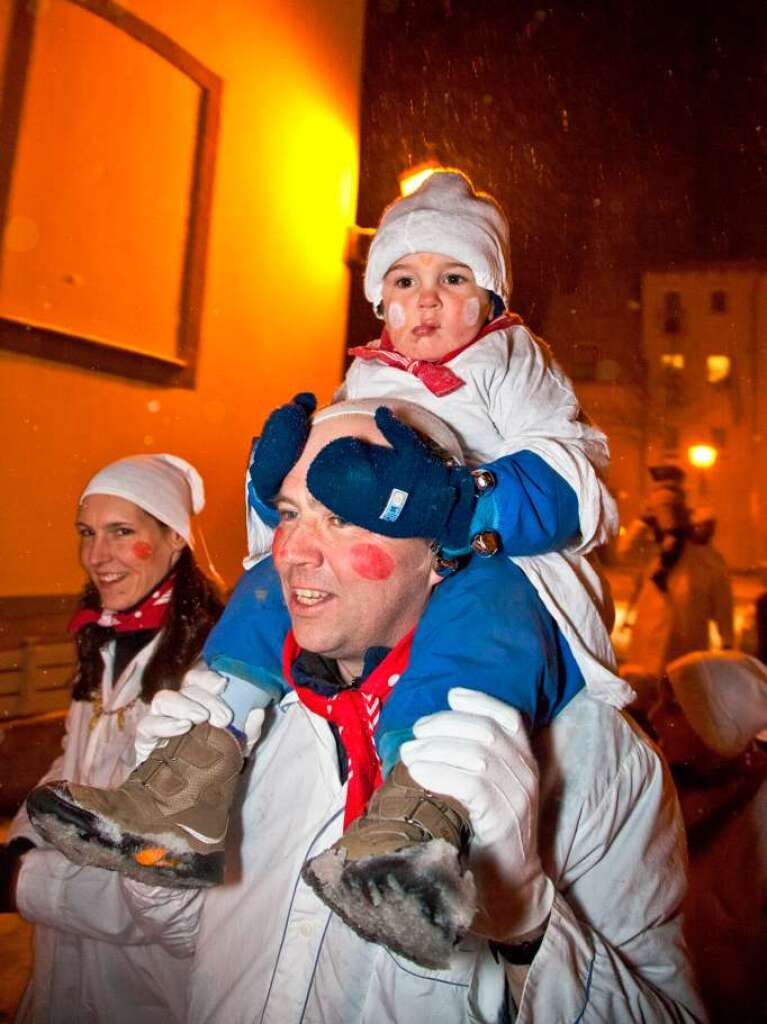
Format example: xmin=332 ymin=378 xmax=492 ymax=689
xmin=364 ymin=170 xmax=511 ymax=313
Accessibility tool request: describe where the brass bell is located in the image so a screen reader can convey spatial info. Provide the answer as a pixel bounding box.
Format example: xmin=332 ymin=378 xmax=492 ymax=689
xmin=471 ymin=468 xmax=496 ymax=496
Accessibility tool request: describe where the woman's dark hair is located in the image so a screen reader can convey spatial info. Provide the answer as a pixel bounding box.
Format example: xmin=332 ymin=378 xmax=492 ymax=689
xmin=72 ymin=546 xmax=224 ymax=703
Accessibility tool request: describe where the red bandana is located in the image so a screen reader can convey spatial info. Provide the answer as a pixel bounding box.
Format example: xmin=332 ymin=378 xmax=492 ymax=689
xmin=68 ymin=575 xmax=175 ymax=636
xmin=347 ymin=313 xmax=521 ymax=397
xmin=283 ymin=629 xmax=415 ymax=826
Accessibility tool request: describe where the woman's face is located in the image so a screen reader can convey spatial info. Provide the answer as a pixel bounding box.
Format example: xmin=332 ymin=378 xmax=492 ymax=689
xmin=77 ymin=494 xmax=185 ymax=610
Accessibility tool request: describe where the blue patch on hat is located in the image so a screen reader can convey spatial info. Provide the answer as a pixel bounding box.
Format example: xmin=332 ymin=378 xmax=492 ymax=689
xmin=379 ymin=488 xmax=409 ymax=523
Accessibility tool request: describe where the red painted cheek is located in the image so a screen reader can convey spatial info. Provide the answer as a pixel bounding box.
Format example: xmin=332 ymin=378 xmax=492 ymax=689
xmin=132 ymin=541 xmax=153 ymax=560
xmin=349 ymin=543 xmax=395 ymax=581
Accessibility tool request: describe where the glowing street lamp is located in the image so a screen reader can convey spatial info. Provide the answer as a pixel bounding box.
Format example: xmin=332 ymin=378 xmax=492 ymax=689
xmin=688 ymin=444 xmax=717 ymax=470
xmin=398 ymin=161 xmax=442 ymax=197
xmin=688 ymin=444 xmax=717 ymax=496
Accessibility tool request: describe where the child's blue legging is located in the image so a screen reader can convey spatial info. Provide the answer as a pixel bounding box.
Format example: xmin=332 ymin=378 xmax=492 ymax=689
xmin=203 ymin=553 xmax=584 ymax=775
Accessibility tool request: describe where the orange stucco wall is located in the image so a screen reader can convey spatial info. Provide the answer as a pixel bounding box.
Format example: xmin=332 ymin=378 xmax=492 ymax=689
xmin=0 ymin=0 xmax=364 ymax=596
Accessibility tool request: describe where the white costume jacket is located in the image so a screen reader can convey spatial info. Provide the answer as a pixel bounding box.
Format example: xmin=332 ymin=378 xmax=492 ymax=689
xmin=164 ymin=687 xmax=700 ymax=1022
xmin=17 ymin=676 xmax=704 ymax=1020
xmin=337 ymin=320 xmax=634 ymax=708
xmin=9 ymin=636 xmax=193 ymax=1024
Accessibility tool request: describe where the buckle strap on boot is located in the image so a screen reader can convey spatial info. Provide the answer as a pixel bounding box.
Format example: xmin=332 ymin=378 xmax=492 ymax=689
xmin=133 ymin=731 xmax=188 ymax=788
xmin=132 ymin=723 xmax=243 ymax=803
xmin=365 ymin=763 xmax=472 ymax=852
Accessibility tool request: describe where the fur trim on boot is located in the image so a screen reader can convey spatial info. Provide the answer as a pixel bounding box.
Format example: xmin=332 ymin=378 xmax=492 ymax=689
xmin=302 ymin=763 xmax=476 ymax=968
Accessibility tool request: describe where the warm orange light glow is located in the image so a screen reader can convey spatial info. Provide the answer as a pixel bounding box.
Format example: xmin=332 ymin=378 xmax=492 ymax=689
xmin=688 ymin=444 xmax=718 ymax=469
xmin=260 ymin=96 xmax=358 ymax=296
xmin=270 ymin=97 xmax=359 ymax=287
xmin=399 ymin=161 xmax=442 ymax=197
xmin=661 ymin=352 xmax=685 ymax=370
xmin=0 ymin=0 xmax=367 ymax=596
xmin=706 ymin=354 xmax=731 ymax=383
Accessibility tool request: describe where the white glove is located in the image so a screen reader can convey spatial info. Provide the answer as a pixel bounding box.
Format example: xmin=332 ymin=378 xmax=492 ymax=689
xmin=400 ymin=687 xmax=554 ymax=943
xmin=134 ymin=666 xmax=265 ymax=764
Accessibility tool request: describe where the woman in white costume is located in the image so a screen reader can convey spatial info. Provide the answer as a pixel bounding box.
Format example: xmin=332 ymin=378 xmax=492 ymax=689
xmin=3 ymin=453 xmax=222 ymax=1024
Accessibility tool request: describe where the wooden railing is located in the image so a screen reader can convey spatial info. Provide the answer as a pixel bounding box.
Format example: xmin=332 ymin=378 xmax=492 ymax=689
xmin=0 ymin=594 xmax=79 ymax=719
xmin=0 ymin=640 xmax=76 ymax=718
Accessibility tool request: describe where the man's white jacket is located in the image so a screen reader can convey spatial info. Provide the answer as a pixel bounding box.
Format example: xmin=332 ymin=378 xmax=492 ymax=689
xmin=10 ymin=663 xmax=703 ymax=1022
xmin=191 ymin=688 xmax=700 ymax=1022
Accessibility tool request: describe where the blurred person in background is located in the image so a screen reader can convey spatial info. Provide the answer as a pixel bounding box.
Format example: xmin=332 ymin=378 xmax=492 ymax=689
xmin=740 ymin=565 xmax=767 ymax=666
xmin=0 ymin=454 xmax=223 ymax=1024
xmin=650 ymin=650 xmax=767 ymax=1023
xmin=619 ymin=467 xmax=733 ymax=680
xmin=757 ymin=586 xmax=767 ymax=664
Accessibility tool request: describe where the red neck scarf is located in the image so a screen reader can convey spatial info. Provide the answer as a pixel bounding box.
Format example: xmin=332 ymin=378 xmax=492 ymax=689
xmin=347 ymin=313 xmax=521 ymax=397
xmin=68 ymin=574 xmax=175 ymax=636
xmin=283 ymin=629 xmax=415 ymax=825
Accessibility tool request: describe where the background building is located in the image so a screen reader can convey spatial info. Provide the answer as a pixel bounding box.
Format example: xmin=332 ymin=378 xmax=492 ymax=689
xmin=642 ymin=263 xmax=767 ymax=569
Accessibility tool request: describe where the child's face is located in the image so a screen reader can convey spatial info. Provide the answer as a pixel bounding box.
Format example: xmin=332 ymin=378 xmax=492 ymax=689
xmin=381 ymin=253 xmax=492 ymax=361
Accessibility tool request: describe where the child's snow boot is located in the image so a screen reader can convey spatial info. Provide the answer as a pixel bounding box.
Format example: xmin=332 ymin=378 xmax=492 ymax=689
xmin=26 ymin=722 xmax=242 ymax=888
xmin=302 ymin=762 xmax=476 ymax=969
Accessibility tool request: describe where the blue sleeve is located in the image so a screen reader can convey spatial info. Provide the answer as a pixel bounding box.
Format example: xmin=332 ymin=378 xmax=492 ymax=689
xmin=246 ymin=438 xmax=279 ymax=528
xmin=202 ymin=557 xmax=290 ymax=704
xmin=375 ymin=556 xmax=584 ymax=773
xmin=471 ymin=450 xmax=580 ymax=555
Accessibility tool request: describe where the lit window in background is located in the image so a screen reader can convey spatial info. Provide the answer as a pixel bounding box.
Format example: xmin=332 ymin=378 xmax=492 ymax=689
xmin=398 ymin=161 xmax=442 ymax=196
xmin=688 ymin=444 xmax=718 ymax=469
xmin=706 ymin=354 xmax=731 ymax=383
xmin=661 ymin=352 xmax=685 ymax=370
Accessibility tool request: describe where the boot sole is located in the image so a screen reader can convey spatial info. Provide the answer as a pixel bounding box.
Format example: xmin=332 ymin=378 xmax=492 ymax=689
xmin=27 ymin=786 xmax=223 ymax=889
xmin=302 ymin=839 xmax=476 ymax=970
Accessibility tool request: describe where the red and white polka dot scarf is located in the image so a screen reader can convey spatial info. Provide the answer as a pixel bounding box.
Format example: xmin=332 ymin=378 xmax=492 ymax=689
xmin=283 ymin=628 xmax=414 ymax=826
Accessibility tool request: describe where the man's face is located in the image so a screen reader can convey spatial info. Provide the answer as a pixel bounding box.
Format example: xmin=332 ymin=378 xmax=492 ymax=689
xmin=381 ymin=252 xmax=491 ymax=361
xmin=273 ymin=413 xmax=439 ymax=680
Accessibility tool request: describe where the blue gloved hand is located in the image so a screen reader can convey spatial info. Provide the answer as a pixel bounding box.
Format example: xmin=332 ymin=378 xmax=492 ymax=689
xmin=247 ymin=393 xmax=317 ymax=524
xmin=306 ymin=406 xmax=477 ymax=550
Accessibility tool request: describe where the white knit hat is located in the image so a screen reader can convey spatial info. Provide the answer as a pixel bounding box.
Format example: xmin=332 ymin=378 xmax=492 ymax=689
xmin=666 ymin=650 xmax=767 ymax=757
xmin=364 ymin=170 xmax=511 ymax=313
xmin=80 ymin=454 xmax=204 ymax=548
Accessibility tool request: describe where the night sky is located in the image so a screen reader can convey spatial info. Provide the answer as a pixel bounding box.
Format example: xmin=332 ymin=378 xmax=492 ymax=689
xmin=348 ymin=0 xmax=767 ymax=381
